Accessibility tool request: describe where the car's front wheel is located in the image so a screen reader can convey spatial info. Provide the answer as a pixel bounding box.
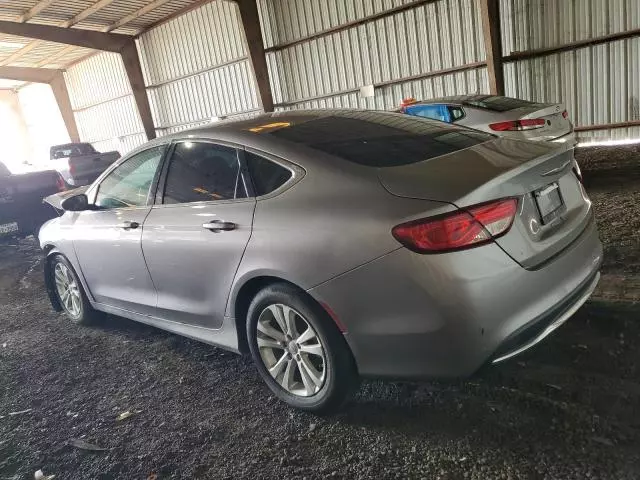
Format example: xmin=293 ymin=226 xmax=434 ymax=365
xmin=49 ymin=254 xmax=99 ymax=325
xmin=246 ymin=283 xmax=358 ymax=413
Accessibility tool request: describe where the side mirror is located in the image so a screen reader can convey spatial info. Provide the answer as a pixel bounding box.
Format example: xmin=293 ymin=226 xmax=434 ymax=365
xmin=61 ymin=193 xmax=91 ymax=212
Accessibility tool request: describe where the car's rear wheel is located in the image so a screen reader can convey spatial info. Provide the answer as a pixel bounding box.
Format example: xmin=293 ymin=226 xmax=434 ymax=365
xmin=49 ymin=254 xmax=98 ymax=325
xmin=246 ymin=283 xmax=358 ymax=413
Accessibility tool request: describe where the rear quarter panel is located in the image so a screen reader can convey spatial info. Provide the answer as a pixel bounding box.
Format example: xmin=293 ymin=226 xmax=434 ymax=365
xmin=227 ymin=147 xmax=456 ymax=318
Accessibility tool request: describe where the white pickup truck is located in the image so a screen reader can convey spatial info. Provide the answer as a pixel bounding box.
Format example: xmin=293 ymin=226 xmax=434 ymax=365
xmin=48 ymin=143 xmax=120 ymax=187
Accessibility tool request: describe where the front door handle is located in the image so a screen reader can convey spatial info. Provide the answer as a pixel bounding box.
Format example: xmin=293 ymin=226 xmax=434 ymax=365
xmin=202 ymin=220 xmax=236 ymax=232
xmin=117 ymin=221 xmax=139 ymax=230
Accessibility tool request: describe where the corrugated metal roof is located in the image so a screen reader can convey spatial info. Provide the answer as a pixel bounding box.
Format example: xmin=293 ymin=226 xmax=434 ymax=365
xmin=0 ymin=0 xmax=212 ymax=70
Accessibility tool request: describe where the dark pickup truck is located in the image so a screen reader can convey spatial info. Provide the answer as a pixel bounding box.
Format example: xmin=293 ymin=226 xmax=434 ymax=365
xmin=0 ymin=163 xmax=64 ymax=238
xmin=48 ymin=142 xmax=120 ymax=187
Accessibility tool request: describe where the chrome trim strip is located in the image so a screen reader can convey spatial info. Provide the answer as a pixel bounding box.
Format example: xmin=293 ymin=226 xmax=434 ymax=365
xmin=492 ymin=271 xmax=600 ymax=364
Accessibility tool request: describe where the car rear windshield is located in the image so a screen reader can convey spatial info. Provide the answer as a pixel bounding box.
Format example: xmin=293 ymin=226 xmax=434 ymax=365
xmin=266 ymin=114 xmax=493 ymax=167
xmin=461 ymin=95 xmax=547 ymax=112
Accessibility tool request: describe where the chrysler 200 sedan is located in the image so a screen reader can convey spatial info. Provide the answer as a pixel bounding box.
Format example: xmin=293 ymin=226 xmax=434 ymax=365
xmin=39 ymin=110 xmax=602 ymax=412
xmin=398 ymin=95 xmax=577 ymax=145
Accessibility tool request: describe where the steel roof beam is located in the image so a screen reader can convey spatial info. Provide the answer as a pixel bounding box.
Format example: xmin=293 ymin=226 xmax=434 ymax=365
xmin=0 ymin=20 xmax=131 ymax=52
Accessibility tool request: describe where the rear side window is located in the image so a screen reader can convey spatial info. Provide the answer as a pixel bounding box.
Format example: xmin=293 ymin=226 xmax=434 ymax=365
xmin=405 ymin=104 xmax=452 ymax=123
xmin=450 ymin=106 xmax=465 ymax=120
xmin=245 ymin=152 xmax=292 ymax=196
xmin=268 ymin=114 xmax=493 ymax=167
xmin=163 ymin=142 xmax=246 ymax=204
xmin=464 ymin=95 xmax=545 ymax=112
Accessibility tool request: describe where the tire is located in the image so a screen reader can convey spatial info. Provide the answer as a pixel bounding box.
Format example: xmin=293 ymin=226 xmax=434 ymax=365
xmin=246 ymin=283 xmax=359 ymax=413
xmin=48 ymin=254 xmax=100 ymax=325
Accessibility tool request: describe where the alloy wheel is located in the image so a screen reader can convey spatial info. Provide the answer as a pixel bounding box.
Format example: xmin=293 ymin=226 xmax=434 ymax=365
xmin=256 ymin=303 xmax=326 ymax=397
xmin=54 ymin=262 xmax=82 ymax=318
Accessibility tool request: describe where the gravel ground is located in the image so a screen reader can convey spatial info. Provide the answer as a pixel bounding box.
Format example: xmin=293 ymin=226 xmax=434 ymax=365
xmin=1 ymin=145 xmax=639 ymax=480
xmin=576 ymin=144 xmax=640 ymax=275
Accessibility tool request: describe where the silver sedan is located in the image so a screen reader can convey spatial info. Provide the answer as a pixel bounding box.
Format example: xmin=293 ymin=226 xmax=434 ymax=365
xmin=39 ymin=110 xmax=602 ymax=412
xmin=399 ymin=94 xmax=577 ymax=145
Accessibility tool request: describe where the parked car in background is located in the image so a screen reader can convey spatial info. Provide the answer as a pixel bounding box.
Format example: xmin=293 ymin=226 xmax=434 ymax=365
xmin=0 ymin=162 xmax=65 ymax=237
xmin=39 ymin=110 xmax=601 ymax=412
xmin=398 ymin=95 xmax=576 ymax=145
xmin=46 ymin=142 xmax=120 ymax=187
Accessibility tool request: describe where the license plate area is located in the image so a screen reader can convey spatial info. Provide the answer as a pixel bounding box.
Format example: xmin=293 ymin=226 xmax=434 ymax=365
xmin=534 ymin=182 xmax=564 ymax=224
xmin=0 ymin=222 xmax=19 ymax=235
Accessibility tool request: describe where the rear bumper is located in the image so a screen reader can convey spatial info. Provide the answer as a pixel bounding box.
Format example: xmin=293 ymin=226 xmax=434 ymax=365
xmin=309 ymin=215 xmax=602 ymax=379
xmin=490 ymin=270 xmax=599 ymax=363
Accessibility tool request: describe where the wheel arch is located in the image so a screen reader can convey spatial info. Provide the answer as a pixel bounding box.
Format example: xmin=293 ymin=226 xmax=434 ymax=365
xmin=43 ymin=245 xmax=63 ymax=312
xmin=232 ymin=275 xmax=308 ymax=354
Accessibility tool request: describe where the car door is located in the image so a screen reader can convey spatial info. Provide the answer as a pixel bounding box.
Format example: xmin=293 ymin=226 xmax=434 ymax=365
xmin=71 ymin=145 xmax=166 ymax=315
xmin=405 ymin=104 xmax=453 ymax=123
xmin=141 ymin=140 xmax=256 ymax=329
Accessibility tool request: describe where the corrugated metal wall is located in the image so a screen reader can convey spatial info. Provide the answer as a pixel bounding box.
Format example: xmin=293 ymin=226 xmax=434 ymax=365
xmin=137 ymin=0 xmax=260 ymax=135
xmin=65 ymin=1 xmax=260 ymax=154
xmin=258 ymin=0 xmax=487 ymax=110
xmin=501 ymin=0 xmax=640 ymax=140
xmin=63 ymin=0 xmax=639 ymax=153
xmin=65 ymin=51 xmax=147 ymax=154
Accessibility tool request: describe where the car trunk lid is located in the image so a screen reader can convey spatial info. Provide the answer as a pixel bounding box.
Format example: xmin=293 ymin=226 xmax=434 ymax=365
xmin=378 ymin=137 xmax=592 ymax=269
xmin=496 ymin=103 xmax=573 ymax=141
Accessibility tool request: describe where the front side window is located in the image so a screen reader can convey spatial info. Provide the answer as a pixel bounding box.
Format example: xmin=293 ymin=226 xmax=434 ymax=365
xmin=95 ymin=146 xmax=165 ymax=209
xmin=245 ymin=152 xmax=292 ymax=196
xmin=163 ymin=142 xmax=246 ymax=204
xmin=406 ymin=104 xmax=452 ymax=123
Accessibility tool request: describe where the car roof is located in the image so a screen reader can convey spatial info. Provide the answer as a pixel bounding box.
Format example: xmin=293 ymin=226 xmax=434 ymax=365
xmin=412 ymin=95 xmax=492 ymax=106
xmin=154 ymin=109 xmax=453 ymax=149
xmin=134 ymin=109 xmax=493 ymax=169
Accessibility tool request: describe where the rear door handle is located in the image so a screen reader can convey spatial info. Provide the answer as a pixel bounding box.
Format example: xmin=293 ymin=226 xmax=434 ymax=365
xmin=117 ymin=221 xmax=139 ymax=230
xmin=202 ymin=220 xmax=236 ymax=232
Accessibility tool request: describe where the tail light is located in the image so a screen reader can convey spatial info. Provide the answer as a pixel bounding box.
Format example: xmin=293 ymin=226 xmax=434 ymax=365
xmin=392 ymin=198 xmax=518 ymax=253
xmin=489 ymin=119 xmax=546 ymax=131
xmin=562 ymin=110 xmax=568 ymax=119
xmin=55 ymin=174 xmax=66 ymax=192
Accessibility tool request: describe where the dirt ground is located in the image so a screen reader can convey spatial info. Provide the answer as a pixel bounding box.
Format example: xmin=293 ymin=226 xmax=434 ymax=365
xmin=1 ymin=145 xmax=639 ymax=480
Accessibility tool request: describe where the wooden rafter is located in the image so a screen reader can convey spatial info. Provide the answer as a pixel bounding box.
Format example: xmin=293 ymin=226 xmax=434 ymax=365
xmin=4 ymin=0 xmax=119 ymax=66
xmin=36 ymin=44 xmax=76 ymax=67
xmin=18 ymin=0 xmax=57 ymax=23
xmin=0 ymin=41 xmax=41 ymax=66
xmin=103 ymin=0 xmax=172 ymax=33
xmin=62 ymin=0 xmax=118 ymax=28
